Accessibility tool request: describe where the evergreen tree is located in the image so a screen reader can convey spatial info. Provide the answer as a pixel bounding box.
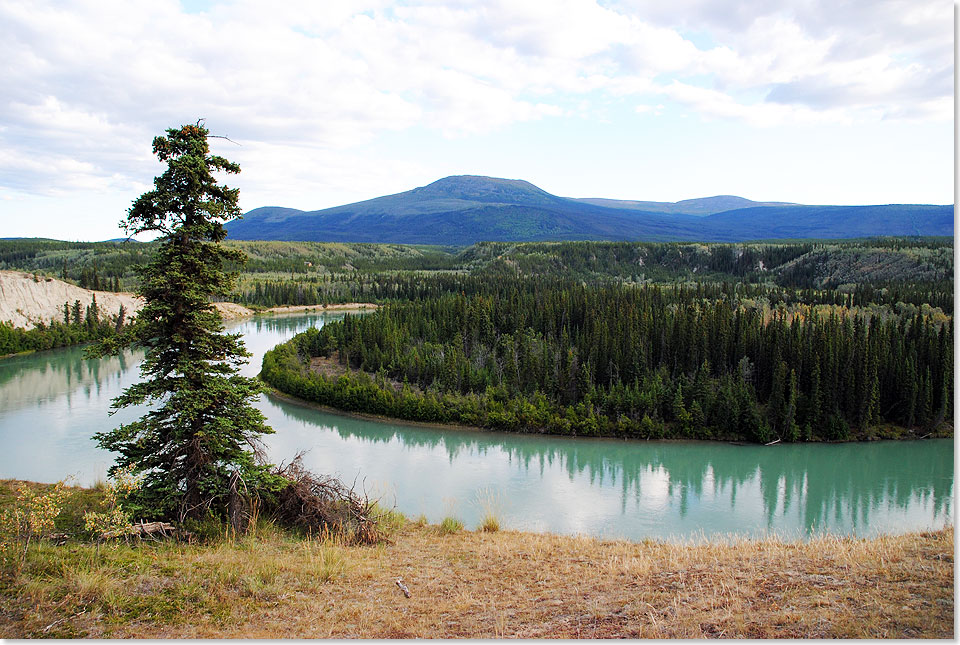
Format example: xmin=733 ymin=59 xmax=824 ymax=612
xmin=115 ymin=303 xmax=127 ymax=333
xmin=767 ymin=361 xmax=788 ymax=435
xmin=784 ymin=368 xmax=800 ymax=442
xmin=85 ymin=294 xmax=99 ymax=331
xmin=90 ymin=122 xmax=277 ymax=522
xmin=805 ymin=362 xmax=822 ymax=429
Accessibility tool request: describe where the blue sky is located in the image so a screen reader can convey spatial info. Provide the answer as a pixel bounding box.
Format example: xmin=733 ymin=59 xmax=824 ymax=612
xmin=0 ymin=0 xmax=954 ymax=241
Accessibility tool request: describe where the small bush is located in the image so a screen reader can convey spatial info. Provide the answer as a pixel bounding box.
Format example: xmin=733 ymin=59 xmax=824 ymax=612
xmin=181 ymin=515 xmax=232 ymax=544
xmin=83 ymin=465 xmax=141 ymax=541
xmin=0 ymin=481 xmax=69 ymax=577
xmin=436 ymin=516 xmax=464 ymax=535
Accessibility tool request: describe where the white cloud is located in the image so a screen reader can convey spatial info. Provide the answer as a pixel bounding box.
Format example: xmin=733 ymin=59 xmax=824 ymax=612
xmin=618 ymin=0 xmax=952 ymax=118
xmin=0 ymin=0 xmax=951 ymax=210
xmin=661 ymin=81 xmax=854 ymax=127
xmin=229 ymin=141 xmax=433 ymax=211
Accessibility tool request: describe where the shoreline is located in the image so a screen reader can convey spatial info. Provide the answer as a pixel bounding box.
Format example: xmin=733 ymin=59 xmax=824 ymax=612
xmin=0 ymin=302 xmax=380 ymax=360
xmin=263 ymin=386 xmax=492 ymax=435
xmin=264 ymin=302 xmax=378 ymax=314
xmin=216 ymin=302 xmax=379 ymax=320
xmin=261 ymin=384 xmax=953 ymax=446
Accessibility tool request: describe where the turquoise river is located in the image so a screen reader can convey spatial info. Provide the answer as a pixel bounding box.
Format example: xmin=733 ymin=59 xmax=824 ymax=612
xmin=0 ymin=312 xmax=953 ymax=541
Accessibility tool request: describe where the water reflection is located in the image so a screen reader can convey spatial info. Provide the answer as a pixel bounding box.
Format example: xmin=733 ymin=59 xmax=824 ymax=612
xmin=263 ymin=394 xmax=953 ymax=540
xmin=0 ymin=344 xmax=144 ymax=414
xmin=0 ymin=312 xmax=953 ymax=541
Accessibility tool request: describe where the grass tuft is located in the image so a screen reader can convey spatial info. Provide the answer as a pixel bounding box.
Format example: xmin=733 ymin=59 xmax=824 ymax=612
xmin=473 ymin=487 xmax=504 ymax=533
xmin=479 ymin=514 xmax=500 ymax=533
xmin=369 ymin=503 xmax=406 ymax=536
xmin=436 ymin=516 xmax=464 ymax=535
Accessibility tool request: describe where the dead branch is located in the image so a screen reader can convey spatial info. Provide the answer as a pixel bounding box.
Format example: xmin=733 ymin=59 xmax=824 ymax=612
xmin=42 ymin=609 xmax=86 ymax=633
xmin=132 ymin=521 xmax=177 ymax=539
xmin=268 ymin=454 xmax=383 ymax=545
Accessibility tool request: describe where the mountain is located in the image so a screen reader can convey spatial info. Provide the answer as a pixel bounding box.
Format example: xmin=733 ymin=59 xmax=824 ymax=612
xmin=699 ymin=204 xmax=953 ymax=241
xmin=225 ymin=175 xmax=953 ymax=245
xmin=572 ymin=195 xmax=797 ymax=215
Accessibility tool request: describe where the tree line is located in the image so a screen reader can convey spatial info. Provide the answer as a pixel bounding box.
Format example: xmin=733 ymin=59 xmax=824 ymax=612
xmin=262 ymin=278 xmax=952 ymax=443
xmin=0 ymin=295 xmax=127 ymax=355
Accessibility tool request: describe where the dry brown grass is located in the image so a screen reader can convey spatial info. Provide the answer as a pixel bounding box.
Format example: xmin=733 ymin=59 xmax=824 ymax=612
xmin=309 ymin=352 xmax=419 ymax=395
xmin=0 ymin=524 xmax=952 ymax=638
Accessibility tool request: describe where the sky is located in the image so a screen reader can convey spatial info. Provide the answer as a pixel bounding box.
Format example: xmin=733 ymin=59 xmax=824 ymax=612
xmin=0 ymin=0 xmax=954 ymax=241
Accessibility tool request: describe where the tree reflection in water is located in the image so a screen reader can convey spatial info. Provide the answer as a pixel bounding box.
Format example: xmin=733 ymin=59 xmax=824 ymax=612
xmin=267 ymin=395 xmax=953 ymax=540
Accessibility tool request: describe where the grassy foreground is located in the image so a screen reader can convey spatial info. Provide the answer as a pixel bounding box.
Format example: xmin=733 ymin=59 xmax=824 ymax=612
xmin=0 ymin=484 xmax=953 ymax=639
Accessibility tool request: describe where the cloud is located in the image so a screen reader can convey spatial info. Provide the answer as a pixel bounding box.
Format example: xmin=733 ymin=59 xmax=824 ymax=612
xmin=661 ymin=82 xmax=853 ymax=127
xmin=0 ymin=0 xmax=951 ymax=207
xmin=617 ymin=0 xmax=952 ymax=117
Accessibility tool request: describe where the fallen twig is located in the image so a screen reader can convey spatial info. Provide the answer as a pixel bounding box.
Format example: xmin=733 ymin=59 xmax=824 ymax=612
xmin=132 ymin=520 xmax=177 ymax=539
xmin=42 ymin=609 xmax=86 ymax=633
xmin=396 ymin=577 xmax=411 ymax=598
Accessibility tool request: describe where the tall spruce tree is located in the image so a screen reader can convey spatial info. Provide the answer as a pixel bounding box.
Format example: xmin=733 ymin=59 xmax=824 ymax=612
xmin=92 ymin=122 xmax=276 ymax=522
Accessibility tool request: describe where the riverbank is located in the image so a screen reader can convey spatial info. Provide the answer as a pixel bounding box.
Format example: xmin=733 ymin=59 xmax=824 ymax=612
xmin=0 ymin=270 xmax=377 ymax=328
xmin=264 ymin=386 xmax=491 ymax=435
xmin=215 ymin=302 xmax=379 ymax=320
xmin=0 ymin=480 xmax=952 ymax=638
xmin=262 ymin=341 xmax=953 ymax=444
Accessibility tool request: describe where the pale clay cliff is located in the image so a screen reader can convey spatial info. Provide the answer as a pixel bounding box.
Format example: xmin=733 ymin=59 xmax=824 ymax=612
xmin=0 ymin=271 xmax=255 ymax=329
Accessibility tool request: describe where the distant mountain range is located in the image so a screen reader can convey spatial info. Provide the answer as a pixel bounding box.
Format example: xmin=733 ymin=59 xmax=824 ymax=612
xmin=225 ymin=175 xmax=953 ymax=245
xmin=572 ymin=195 xmax=797 ymax=215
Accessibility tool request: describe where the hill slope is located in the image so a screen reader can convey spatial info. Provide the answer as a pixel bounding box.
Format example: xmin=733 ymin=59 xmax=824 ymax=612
xmin=698 ymin=204 xmax=953 ymax=241
xmin=0 ymin=271 xmax=143 ymax=329
xmin=0 ymin=271 xmax=261 ymax=330
xmin=572 ymin=195 xmax=796 ymax=215
xmin=225 ymin=176 xmax=952 ymax=245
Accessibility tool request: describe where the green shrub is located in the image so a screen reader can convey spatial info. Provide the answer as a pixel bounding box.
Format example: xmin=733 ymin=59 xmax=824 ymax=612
xmin=369 ymin=504 xmax=406 ymax=535
xmin=0 ymin=481 xmax=69 ymax=577
xmin=436 ymin=517 xmax=463 ymax=535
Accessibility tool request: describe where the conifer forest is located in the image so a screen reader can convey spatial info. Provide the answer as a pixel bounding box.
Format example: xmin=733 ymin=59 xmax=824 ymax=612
xmin=2 ymin=236 xmax=952 ymax=443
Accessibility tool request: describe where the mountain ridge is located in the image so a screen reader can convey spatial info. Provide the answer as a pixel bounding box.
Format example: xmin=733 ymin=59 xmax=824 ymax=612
xmin=572 ymin=194 xmax=798 ymax=215
xmin=226 ymin=175 xmax=952 ymax=244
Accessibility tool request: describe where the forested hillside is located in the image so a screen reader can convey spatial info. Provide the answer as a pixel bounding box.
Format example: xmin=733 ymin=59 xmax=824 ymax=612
xmin=223 ymin=175 xmax=953 ymax=244
xmin=2 ymin=237 xmax=952 ymax=313
xmin=262 ymin=276 xmax=952 ymax=443
xmin=4 ymin=237 xmax=953 ymax=432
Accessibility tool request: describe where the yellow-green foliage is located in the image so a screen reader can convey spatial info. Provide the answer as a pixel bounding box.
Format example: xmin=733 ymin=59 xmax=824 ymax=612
xmin=436 ymin=516 xmax=464 ymax=535
xmin=82 ymin=465 xmax=141 ymax=540
xmin=479 ymin=515 xmax=500 ymax=533
xmin=474 ymin=487 xmax=503 ymax=533
xmin=369 ymin=503 xmax=406 ymax=536
xmin=0 ymin=481 xmax=69 ymax=576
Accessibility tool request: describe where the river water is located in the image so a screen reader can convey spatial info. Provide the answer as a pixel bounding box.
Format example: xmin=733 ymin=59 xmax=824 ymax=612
xmin=0 ymin=312 xmax=953 ymax=541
